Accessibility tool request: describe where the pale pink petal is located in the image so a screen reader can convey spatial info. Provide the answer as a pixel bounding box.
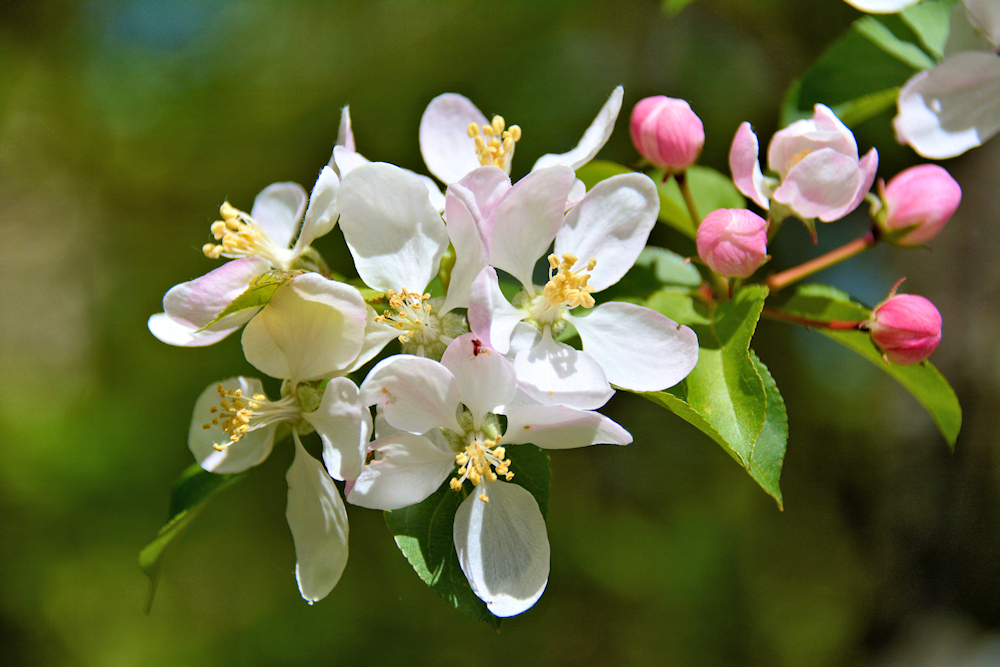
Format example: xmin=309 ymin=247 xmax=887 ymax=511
xmin=893 ymin=52 xmax=1000 ymax=158
xmin=419 ymin=93 xmax=490 ymax=185
xmin=162 ymin=256 xmax=270 ymax=330
xmin=501 ymin=404 xmax=632 ymax=448
xmin=148 ymin=312 xmax=246 ymax=347
xmin=286 ymin=434 xmax=349 ymax=603
xmin=441 ymin=333 xmax=517 ymax=430
xmin=337 ymin=162 xmax=449 ymax=294
xmin=360 ymin=354 xmax=463 ymax=434
xmin=569 ymin=302 xmax=699 ymax=392
xmin=467 ymin=267 xmax=526 ymax=355
xmin=555 ymin=172 xmax=659 ymax=292
xmin=454 ymin=481 xmax=549 ymax=617
xmin=531 ymin=86 xmax=623 ymax=171
xmin=729 ymin=122 xmax=770 ymax=209
xmin=772 ymin=148 xmax=863 ymax=221
xmin=189 ymin=377 xmax=276 ymax=474
xmin=302 ymin=377 xmax=371 ymax=482
xmin=439 ymin=176 xmax=494 ymax=316
xmin=831 ymin=147 xmax=879 ymax=223
xmin=767 ymin=107 xmax=858 ymax=178
xmin=250 ymin=182 xmax=308 ymax=250
xmin=347 ymin=434 xmax=456 ymax=511
xmin=446 ymin=166 xmax=513 ymax=254
xmin=513 ymin=329 xmax=613 ymax=410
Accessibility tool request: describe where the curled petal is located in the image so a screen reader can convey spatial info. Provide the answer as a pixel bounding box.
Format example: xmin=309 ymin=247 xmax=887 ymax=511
xmin=189 ymin=377 xmax=276 ymax=474
xmin=302 ymin=377 xmax=372 ymax=482
xmin=419 ymin=93 xmax=490 ymax=185
xmin=250 ymin=182 xmax=308 ymax=250
xmin=347 ymin=434 xmax=456 ymax=511
xmin=729 ymin=122 xmax=770 ymax=209
xmin=531 ymin=86 xmax=623 ymax=172
xmin=286 ymin=434 xmax=349 ymax=603
xmin=292 ymin=166 xmax=340 ymax=258
xmin=336 ymin=105 xmax=355 ymax=153
xmin=148 ymin=312 xmax=248 ymax=347
xmin=162 ymin=256 xmax=270 ymax=331
xmin=454 ymin=481 xmax=550 ymax=617
xmin=502 ymin=404 xmax=632 ymax=448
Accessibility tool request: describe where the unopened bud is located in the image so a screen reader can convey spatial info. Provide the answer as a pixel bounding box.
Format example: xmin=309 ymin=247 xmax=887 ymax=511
xmin=878 ymin=164 xmax=961 ymax=245
xmin=696 ymin=208 xmax=769 ymax=278
xmin=867 ymin=292 xmax=941 ymax=365
xmin=630 ymin=96 xmax=705 ymax=174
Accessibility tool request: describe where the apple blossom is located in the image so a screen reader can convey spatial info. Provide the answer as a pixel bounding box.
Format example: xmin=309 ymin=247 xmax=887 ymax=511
xmin=877 ymin=164 xmax=962 ymax=245
xmin=729 ymin=104 xmax=878 ymax=225
xmin=696 ymin=208 xmax=769 ymax=278
xmin=347 ymin=334 xmax=631 ymax=616
xmin=629 ymin=96 xmax=705 ymax=174
xmin=464 ymin=164 xmax=699 ymax=408
xmin=866 ymin=290 xmax=942 ymax=365
xmin=189 ymin=273 xmax=372 ymax=603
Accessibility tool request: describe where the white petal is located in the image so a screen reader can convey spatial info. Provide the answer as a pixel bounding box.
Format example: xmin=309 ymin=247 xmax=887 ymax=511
xmin=843 ymin=0 xmax=919 ymax=12
xmin=302 ymin=377 xmax=372 ymax=482
xmin=162 ymin=256 xmax=270 ymax=329
xmin=566 ymin=178 xmax=587 ymax=211
xmin=569 ymin=302 xmax=699 ymax=391
xmin=729 ymin=122 xmax=770 ymax=210
xmin=344 ymin=305 xmax=399 ymax=375
xmin=467 ymin=267 xmax=526 ymax=355
xmin=331 ymin=145 xmax=369 ymax=180
xmin=439 ymin=176 xmax=493 ymax=316
xmin=893 ymin=52 xmax=1000 ymax=158
xmin=513 ymin=329 xmax=614 ymax=410
xmin=360 ymin=354 xmax=463 ymax=434
xmin=768 ymin=109 xmax=858 ymax=178
xmin=189 ymin=377 xmax=276 ymax=473
xmin=502 ymin=404 xmax=632 ymax=448
xmin=531 ymin=86 xmax=623 ymax=172
xmin=292 ymin=166 xmax=340 ymax=258
xmin=347 ymin=434 xmax=456 ymax=510
xmin=241 ymin=274 xmax=368 ymax=383
xmin=419 ymin=93 xmax=490 ymax=185
xmin=555 ymin=172 xmax=659 ymax=292
xmin=441 ymin=333 xmax=517 ymax=431
xmin=485 ymin=166 xmax=576 ymax=290
xmin=338 ymin=162 xmax=448 ymax=294
xmin=148 ymin=312 xmax=243 ymax=347
xmin=336 ymin=105 xmax=355 ymax=152
xmin=286 ymin=434 xmax=349 ymax=603
xmin=453 ymin=481 xmax=549 ymax=618
xmin=250 ymin=182 xmax=308 ymax=250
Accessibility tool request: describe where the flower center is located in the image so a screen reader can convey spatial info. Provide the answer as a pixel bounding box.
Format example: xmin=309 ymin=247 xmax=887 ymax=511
xmin=542 ymin=252 xmax=597 ymax=308
xmin=202 ymin=202 xmax=292 ymax=269
xmin=449 ymin=435 xmax=514 ymax=503
xmin=375 ymin=288 xmax=450 ymax=355
xmin=467 ymin=115 xmax=522 ymax=173
xmin=201 ymin=383 xmax=300 ymax=451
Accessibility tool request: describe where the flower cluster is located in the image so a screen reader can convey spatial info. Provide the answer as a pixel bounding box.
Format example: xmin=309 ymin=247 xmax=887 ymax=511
xmin=150 ymin=88 xmax=700 ymax=617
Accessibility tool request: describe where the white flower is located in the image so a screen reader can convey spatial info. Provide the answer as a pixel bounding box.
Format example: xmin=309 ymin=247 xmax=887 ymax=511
xmin=148 ymin=168 xmax=340 ymax=347
xmin=893 ymin=0 xmax=1000 ymax=158
xmin=843 ymin=0 xmax=919 ymax=13
xmin=188 ymin=273 xmax=372 ymax=603
xmin=347 ymin=334 xmax=632 ymax=617
xmin=418 ymin=86 xmax=623 ymax=187
xmin=460 ymin=164 xmax=699 ymax=409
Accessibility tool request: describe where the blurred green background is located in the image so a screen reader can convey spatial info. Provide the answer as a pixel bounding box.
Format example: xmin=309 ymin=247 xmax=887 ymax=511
xmin=2 ymin=0 xmax=999 ymax=665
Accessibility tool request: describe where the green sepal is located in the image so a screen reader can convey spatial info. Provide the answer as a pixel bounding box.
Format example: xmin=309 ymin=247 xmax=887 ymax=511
xmin=197 ymin=270 xmax=301 ymax=331
xmin=384 ymin=443 xmax=551 ymax=625
xmin=139 ymin=463 xmax=251 ymax=613
xmin=773 ymin=283 xmax=961 ymax=447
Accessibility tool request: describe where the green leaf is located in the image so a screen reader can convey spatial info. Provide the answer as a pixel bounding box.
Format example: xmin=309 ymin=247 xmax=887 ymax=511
xmin=901 ymin=0 xmax=956 ymax=59
xmin=197 ymin=270 xmax=301 ymax=331
xmin=653 ymin=166 xmax=747 ymax=238
xmin=635 ymin=284 xmax=784 ymax=505
xmin=775 ymin=283 xmax=961 ymax=447
xmin=600 ymin=246 xmax=702 ymax=305
xmin=780 ymin=15 xmax=931 ymax=127
xmin=662 ymin=0 xmax=697 ymax=17
xmin=139 ymin=464 xmax=250 ymax=613
xmin=646 ymin=287 xmax=713 ymax=327
xmin=384 ymin=444 xmax=551 ymax=625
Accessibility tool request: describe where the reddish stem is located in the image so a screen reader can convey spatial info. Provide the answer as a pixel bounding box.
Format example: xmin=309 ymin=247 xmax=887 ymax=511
xmin=766 ymin=230 xmax=877 ymax=293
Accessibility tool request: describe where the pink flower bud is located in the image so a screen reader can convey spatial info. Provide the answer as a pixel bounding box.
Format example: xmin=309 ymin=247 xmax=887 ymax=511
xmin=696 ymin=208 xmax=769 ymax=278
xmin=880 ymin=164 xmax=961 ymax=245
xmin=868 ymin=293 xmax=942 ymax=365
xmin=630 ymin=96 xmax=704 ymax=174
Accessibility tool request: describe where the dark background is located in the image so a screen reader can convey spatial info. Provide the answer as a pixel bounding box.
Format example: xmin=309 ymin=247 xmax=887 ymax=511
xmin=2 ymin=1 xmax=998 ymax=665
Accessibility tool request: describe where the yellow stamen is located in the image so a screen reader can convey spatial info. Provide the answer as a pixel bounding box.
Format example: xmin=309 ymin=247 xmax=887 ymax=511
xmin=450 ymin=436 xmax=512 ymax=503
xmin=467 ymin=115 xmax=522 ymax=172
xmin=542 ymin=253 xmax=598 ymax=309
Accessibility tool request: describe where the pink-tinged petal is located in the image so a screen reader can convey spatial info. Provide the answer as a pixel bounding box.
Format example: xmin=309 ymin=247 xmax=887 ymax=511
xmin=513 ymin=329 xmax=613 ymax=410
xmin=843 ymin=0 xmax=919 ymax=12
xmin=148 ymin=312 xmax=243 ymax=347
xmin=768 ymin=108 xmax=859 ymax=181
xmin=331 ymin=145 xmax=369 ymax=180
xmin=486 ymin=166 xmax=576 ymax=290
xmin=441 ymin=333 xmax=517 ymax=430
xmin=467 ymin=267 xmax=526 ymax=355
xmin=250 ymin=182 xmax=308 ymax=250
xmin=338 ymin=162 xmax=448 ymax=294
xmin=345 ymin=305 xmax=399 ymax=375
xmin=292 ymin=166 xmax=340 ymax=258
xmin=163 ymin=256 xmax=270 ymax=329
xmin=439 ymin=176 xmax=496 ymax=316
xmin=729 ymin=122 xmax=770 ymax=209
xmin=566 ymin=179 xmax=587 ymax=211
xmin=454 ymin=481 xmax=549 ymax=618
xmin=772 ymin=148 xmax=862 ymax=221
xmin=360 ymin=354 xmax=463 ymax=434
xmin=531 ymin=86 xmax=623 ymax=171
xmin=419 ymin=93 xmax=489 ymax=185
xmin=241 ymin=274 xmax=368 ymax=383
xmin=302 ymin=377 xmax=371 ymax=482
xmin=502 ymin=404 xmax=632 ymax=448
xmin=555 ymin=172 xmax=659 ymax=292
xmin=286 ymin=434 xmax=349 ymax=603
xmin=446 ymin=166 xmax=513 ymax=254
xmin=189 ymin=377 xmax=276 ymax=473
xmin=569 ymin=302 xmax=699 ymax=392
xmin=893 ymin=52 xmax=1000 ymax=159
xmin=832 ymin=147 xmax=879 ymax=223
xmin=336 ymin=105 xmax=355 ymax=153
xmin=347 ymin=434 xmax=456 ymax=510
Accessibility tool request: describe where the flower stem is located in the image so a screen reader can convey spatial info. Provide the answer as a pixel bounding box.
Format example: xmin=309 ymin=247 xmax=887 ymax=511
xmin=674 ymin=170 xmax=701 ymax=228
xmin=766 ymin=230 xmax=877 ymax=293
xmin=761 ymin=307 xmax=863 ymax=330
